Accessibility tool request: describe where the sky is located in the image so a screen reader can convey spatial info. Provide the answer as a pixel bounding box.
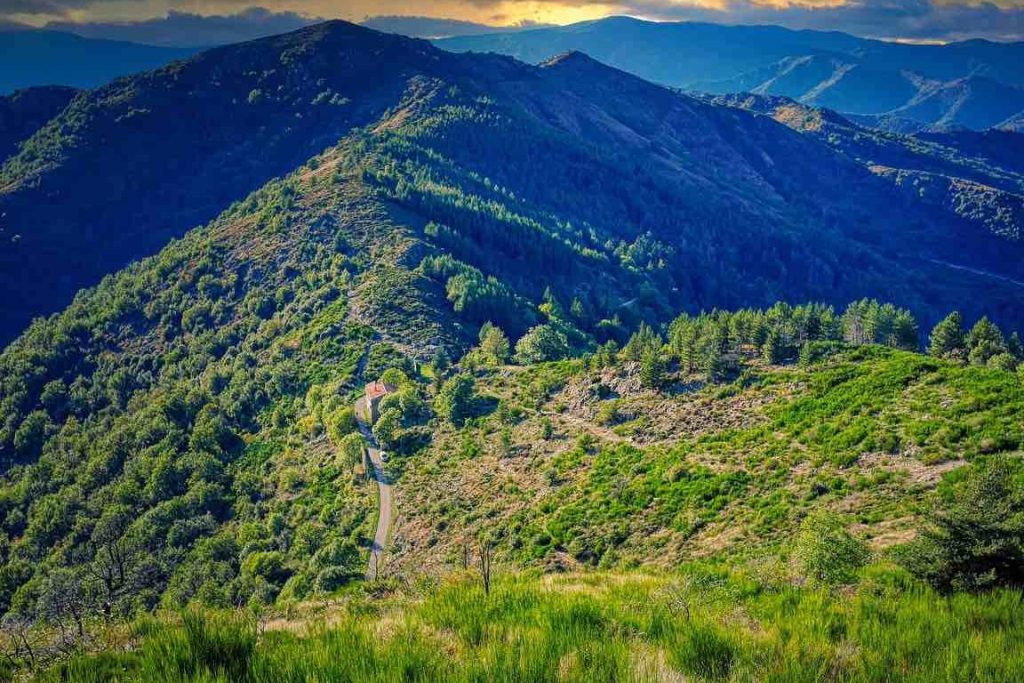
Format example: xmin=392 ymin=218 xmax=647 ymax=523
xmin=3 ymin=0 xmax=1024 ymax=43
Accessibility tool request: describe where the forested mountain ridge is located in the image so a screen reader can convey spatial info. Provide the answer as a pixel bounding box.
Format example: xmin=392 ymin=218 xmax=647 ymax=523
xmin=436 ymin=17 xmax=1024 ymax=131
xmin=706 ymin=93 xmax=1024 ymax=241
xmin=0 ymin=22 xmax=457 ymax=344
xmin=4 ymin=20 xmax=1024 ymax=347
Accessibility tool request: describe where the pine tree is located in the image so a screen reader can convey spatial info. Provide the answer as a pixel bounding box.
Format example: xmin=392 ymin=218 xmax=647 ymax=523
xmin=478 ymin=322 xmax=510 ymax=365
xmin=762 ymin=327 xmax=785 ymax=364
xmin=967 ymin=316 xmax=1005 ymax=366
xmin=1008 ymin=332 xmax=1023 ymax=361
xmin=890 ymin=310 xmax=919 ymax=351
xmin=702 ymin=339 xmax=725 ymax=382
xmin=639 ymin=348 xmax=667 ymax=389
xmin=929 ymin=311 xmax=966 ymax=359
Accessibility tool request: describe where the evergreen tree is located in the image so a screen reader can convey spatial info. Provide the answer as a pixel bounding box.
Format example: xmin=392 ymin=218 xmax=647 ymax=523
xmin=702 ymin=339 xmax=725 ymax=383
xmin=514 ymin=324 xmax=569 ymax=364
xmin=434 ymin=374 xmax=476 ymax=426
xmin=431 ymin=348 xmax=451 ymax=376
xmin=761 ymin=327 xmax=786 ymax=364
xmin=478 ymin=322 xmax=510 ymax=365
xmin=928 ymin=311 xmax=966 ymax=359
xmin=622 ymin=322 xmax=661 ymax=362
xmin=898 ymin=459 xmax=1024 ymax=593
xmin=639 ymin=348 xmax=667 ymax=389
xmin=890 ymin=310 xmax=919 ymax=351
xmin=967 ymin=317 xmax=1006 ymax=366
xmin=1008 ymin=332 xmax=1023 ymax=361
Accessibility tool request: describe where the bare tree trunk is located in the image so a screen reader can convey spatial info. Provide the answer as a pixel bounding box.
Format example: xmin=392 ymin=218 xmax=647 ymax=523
xmin=478 ymin=540 xmax=493 ymax=596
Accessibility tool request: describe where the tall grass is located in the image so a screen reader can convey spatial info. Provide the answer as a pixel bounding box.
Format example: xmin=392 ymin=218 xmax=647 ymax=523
xmin=36 ymin=567 xmax=1024 ymax=682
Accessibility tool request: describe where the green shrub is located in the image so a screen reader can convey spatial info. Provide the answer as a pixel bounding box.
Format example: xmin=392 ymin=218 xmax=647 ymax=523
xmin=897 ymin=458 xmax=1024 ymax=593
xmin=792 ymin=513 xmax=869 ymax=585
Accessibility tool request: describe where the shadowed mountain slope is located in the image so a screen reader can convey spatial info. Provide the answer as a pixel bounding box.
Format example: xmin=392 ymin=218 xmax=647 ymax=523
xmin=707 ymin=92 xmax=1024 ymax=242
xmin=0 ymin=86 xmax=78 ymax=163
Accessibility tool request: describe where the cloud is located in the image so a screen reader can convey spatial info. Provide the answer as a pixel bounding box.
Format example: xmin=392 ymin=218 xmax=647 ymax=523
xmin=2 ymin=0 xmax=1023 ymax=43
xmin=362 ymin=14 xmax=552 ymax=37
xmin=43 ymin=7 xmax=320 ymax=46
xmin=615 ymin=0 xmax=1024 ymax=41
xmin=0 ymin=0 xmax=93 ymax=17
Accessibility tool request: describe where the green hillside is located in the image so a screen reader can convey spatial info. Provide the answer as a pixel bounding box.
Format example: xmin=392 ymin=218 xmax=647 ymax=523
xmin=395 ymin=344 xmax=1023 ymax=573
xmin=0 ymin=20 xmax=1023 ymax=681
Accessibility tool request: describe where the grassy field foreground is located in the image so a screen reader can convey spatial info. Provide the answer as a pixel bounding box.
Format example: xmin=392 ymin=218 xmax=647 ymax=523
xmin=40 ymin=567 xmax=1024 ymax=682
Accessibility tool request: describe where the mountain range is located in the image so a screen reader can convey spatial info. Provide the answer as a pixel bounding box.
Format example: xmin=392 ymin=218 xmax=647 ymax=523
xmin=1 ymin=21 xmax=1023 ymax=674
xmin=0 ymin=29 xmax=194 ymax=93
xmin=437 ymin=16 xmax=1024 ymax=131
xmin=3 ymin=21 xmax=1024 ymax=347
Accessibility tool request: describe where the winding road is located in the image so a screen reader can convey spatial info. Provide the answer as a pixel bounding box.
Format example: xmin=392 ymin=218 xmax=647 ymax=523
xmin=354 ymin=396 xmax=392 ymax=580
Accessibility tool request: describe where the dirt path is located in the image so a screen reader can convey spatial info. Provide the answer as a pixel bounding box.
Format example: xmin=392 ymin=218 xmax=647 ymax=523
xmin=355 ymin=396 xmax=392 ymax=580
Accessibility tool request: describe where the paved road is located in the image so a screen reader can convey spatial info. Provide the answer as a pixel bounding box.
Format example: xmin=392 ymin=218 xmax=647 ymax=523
xmin=354 ymin=397 xmax=392 ymax=580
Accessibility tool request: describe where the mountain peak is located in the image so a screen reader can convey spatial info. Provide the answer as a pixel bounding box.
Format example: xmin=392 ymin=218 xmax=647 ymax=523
xmin=539 ymin=50 xmax=600 ymax=68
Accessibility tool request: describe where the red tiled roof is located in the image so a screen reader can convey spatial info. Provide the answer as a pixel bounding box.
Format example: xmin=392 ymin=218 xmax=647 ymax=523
xmin=365 ymin=381 xmax=393 ymax=400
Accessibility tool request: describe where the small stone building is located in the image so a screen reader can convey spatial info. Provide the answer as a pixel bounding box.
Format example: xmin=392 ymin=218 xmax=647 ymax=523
xmin=364 ymin=381 xmax=395 ymax=423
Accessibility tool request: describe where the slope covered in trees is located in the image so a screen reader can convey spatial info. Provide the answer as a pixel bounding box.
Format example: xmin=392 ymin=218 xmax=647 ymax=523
xmin=0 ymin=86 xmax=78 ymax=164
xmin=3 ymin=21 xmax=1024 ymax=344
xmin=706 ymin=93 xmax=1024 ymax=243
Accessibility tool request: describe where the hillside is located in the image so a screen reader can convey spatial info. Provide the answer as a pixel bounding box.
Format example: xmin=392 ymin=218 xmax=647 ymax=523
xmin=1 ymin=46 xmax=1024 ymax=624
xmin=0 ymin=30 xmax=194 ymax=93
xmin=706 ymin=93 xmax=1024 ymax=241
xmin=0 ymin=23 xmax=1022 ymax=679
xmin=436 ymin=17 xmax=1024 ymax=130
xmin=392 ymin=343 xmax=1024 ymax=575
xmin=35 ymin=571 xmax=1024 ymax=682
xmin=4 ymin=21 xmax=1024 ymax=346
xmin=0 ymin=86 xmax=77 ymax=163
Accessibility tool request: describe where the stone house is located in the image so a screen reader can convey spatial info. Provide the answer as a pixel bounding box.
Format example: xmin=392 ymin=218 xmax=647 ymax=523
xmin=364 ymin=381 xmax=395 ymax=423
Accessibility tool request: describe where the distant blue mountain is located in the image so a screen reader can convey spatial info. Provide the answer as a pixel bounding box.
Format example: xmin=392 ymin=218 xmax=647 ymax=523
xmin=0 ymin=30 xmax=194 ymax=93
xmin=436 ymin=17 xmax=1024 ymax=130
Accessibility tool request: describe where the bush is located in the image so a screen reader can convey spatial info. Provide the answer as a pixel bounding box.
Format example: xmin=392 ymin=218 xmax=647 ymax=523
xmin=314 ymin=566 xmax=352 ymax=593
xmin=792 ymin=513 xmax=869 ymax=585
xmin=434 ymin=375 xmax=476 ymax=426
xmin=240 ymin=551 xmax=291 ymax=585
